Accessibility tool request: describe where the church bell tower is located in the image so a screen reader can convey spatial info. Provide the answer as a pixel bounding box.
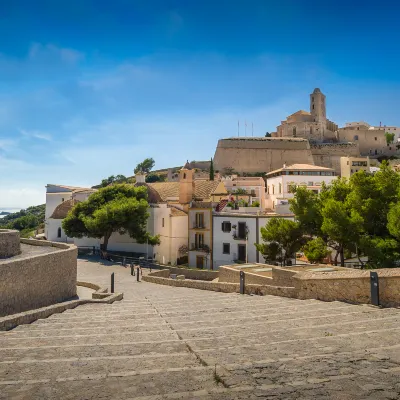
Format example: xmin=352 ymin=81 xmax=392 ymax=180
xmin=310 ymin=88 xmax=326 ymax=123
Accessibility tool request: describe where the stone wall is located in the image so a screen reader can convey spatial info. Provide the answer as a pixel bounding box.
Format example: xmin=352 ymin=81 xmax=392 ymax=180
xmin=143 ymin=273 xmax=297 ymax=298
xmin=164 ymin=266 xmax=219 ymax=281
xmin=0 ymin=229 xmax=21 ymax=258
xmin=0 ymin=239 xmax=77 ymax=317
xmin=294 ymin=269 xmax=400 ymax=307
xmin=310 ymin=142 xmax=360 ymax=174
xmin=219 ymin=265 xmax=274 ymax=285
xmin=213 ymin=137 xmax=314 ymax=174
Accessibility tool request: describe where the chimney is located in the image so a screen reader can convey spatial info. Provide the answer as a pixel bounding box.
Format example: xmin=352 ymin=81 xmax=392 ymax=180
xmin=283 ymin=162 xmax=287 ymax=169
xmin=135 ymin=172 xmax=146 ymax=183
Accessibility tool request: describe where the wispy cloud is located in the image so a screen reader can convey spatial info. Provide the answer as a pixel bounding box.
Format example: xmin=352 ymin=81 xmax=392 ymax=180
xmin=19 ymin=129 xmax=52 ymax=141
xmin=28 ymin=43 xmax=84 ymax=65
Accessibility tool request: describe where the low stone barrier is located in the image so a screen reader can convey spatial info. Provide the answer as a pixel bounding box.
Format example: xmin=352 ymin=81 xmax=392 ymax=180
xmin=163 ymin=266 xmax=218 ymax=281
xmin=146 ymin=263 xmax=400 ymax=307
xmin=0 ymin=229 xmax=21 ymax=258
xmin=0 ymin=290 xmax=123 ymax=331
xmin=295 ymin=269 xmax=400 ymax=307
xmin=143 ymin=273 xmax=297 ymax=297
xmin=0 ymin=238 xmax=77 ymax=317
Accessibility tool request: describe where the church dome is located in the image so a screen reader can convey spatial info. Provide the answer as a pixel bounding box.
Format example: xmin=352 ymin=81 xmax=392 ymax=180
xmin=313 ymin=88 xmax=321 ymax=93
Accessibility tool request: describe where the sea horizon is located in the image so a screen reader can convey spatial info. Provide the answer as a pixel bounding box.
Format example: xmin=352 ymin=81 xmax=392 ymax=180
xmin=0 ymin=208 xmax=22 ymax=218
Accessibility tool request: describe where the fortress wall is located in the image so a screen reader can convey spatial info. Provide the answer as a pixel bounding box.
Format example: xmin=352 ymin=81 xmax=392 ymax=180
xmin=310 ymin=142 xmax=359 ymax=174
xmin=214 ymin=138 xmax=315 ymax=174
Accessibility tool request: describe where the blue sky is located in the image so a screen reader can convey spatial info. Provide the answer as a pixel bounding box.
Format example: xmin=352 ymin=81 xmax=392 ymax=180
xmin=1 ymin=0 xmax=400 ymax=207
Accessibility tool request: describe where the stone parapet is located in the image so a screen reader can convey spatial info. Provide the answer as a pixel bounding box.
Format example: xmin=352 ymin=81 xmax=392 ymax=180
xmin=0 ymin=229 xmax=21 ymax=258
xmin=0 ymin=239 xmax=77 ymax=317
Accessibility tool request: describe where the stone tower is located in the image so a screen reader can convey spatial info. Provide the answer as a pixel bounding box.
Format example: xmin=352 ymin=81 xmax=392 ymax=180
xmin=179 ymin=161 xmax=194 ymax=208
xmin=310 ymin=88 xmax=326 ymax=123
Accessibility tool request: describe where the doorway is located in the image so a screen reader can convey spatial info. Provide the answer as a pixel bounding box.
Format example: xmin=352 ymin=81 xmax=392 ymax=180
xmin=238 ymin=244 xmax=246 ymax=262
xmin=196 ymin=255 xmax=204 ymax=269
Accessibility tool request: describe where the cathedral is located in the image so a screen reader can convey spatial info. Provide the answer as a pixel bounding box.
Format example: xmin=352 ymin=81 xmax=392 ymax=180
xmin=275 ymin=88 xmax=338 ymax=141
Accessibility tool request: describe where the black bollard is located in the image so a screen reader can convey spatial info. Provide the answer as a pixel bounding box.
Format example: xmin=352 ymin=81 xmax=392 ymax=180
xmin=240 ymin=270 xmax=245 ymax=295
xmin=137 ymin=266 xmax=140 ymax=282
xmin=92 ymin=246 xmax=95 ymax=255
xmin=370 ymin=272 xmax=379 ymax=306
xmin=111 ymin=272 xmax=115 ymax=293
xmin=131 ymin=264 xmax=134 ymax=276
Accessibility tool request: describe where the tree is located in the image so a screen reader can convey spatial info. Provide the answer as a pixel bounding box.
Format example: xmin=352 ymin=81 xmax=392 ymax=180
xmin=99 ymin=175 xmax=127 ymax=188
xmin=385 ymin=132 xmax=395 ymax=146
xmin=62 ymin=184 xmax=160 ymax=251
xmin=320 ymin=198 xmax=363 ymax=267
xmin=145 ymin=173 xmax=165 ymax=183
xmin=209 ymin=158 xmax=214 ymax=181
xmin=255 ymin=218 xmax=305 ymax=266
xmin=134 ymin=158 xmax=155 ymax=174
xmin=302 ymin=237 xmax=329 ymax=264
xmin=265 ymin=132 xmax=271 ymax=137
xmin=289 ymin=186 xmax=323 ymax=236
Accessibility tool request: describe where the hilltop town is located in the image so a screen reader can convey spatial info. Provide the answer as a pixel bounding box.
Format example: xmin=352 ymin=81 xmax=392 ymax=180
xmin=42 ymin=88 xmax=399 ymax=269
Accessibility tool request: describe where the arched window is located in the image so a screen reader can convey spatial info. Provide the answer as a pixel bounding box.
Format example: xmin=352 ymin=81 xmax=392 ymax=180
xmin=312 ymin=104 xmax=315 ymax=110
xmin=293 ymin=127 xmax=297 ymax=137
xmin=183 ymin=173 xmax=186 ymax=179
xmin=354 ymin=135 xmax=358 ymax=140
xmin=57 ymin=227 xmax=62 ymax=238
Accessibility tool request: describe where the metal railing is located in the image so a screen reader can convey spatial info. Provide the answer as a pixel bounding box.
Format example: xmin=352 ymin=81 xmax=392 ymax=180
xmin=77 ymin=246 xmax=161 ymax=269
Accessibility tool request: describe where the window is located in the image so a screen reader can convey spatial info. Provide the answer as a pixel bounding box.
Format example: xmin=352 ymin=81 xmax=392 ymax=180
xmin=222 ymin=221 xmax=231 ymax=232
xmin=183 ymin=173 xmax=186 ymax=179
xmin=308 ymin=182 xmax=313 ymax=186
xmin=375 ymin=137 xmax=377 ymax=141
xmin=312 ymin=96 xmax=314 ymax=101
xmin=347 ymin=161 xmax=349 ymax=165
xmin=357 ymin=127 xmax=359 ymax=131
xmin=272 ymin=185 xmax=275 ymax=194
xmin=312 ymin=104 xmax=315 ymax=110
xmin=293 ymin=127 xmax=296 ymax=137
xmin=237 ymin=222 xmax=247 ymax=240
xmin=61 ymin=198 xmax=64 ymax=202
xmin=267 ymin=186 xmax=270 ymax=194
xmin=195 ymin=213 xmax=204 ymax=228
xmin=354 ymin=135 xmax=358 ymax=140
xmin=57 ymin=227 xmax=62 ymax=238
xmin=162 ymin=218 xmax=165 ymax=227
xmin=223 ymin=243 xmax=230 ymax=254
xmin=195 ymin=233 xmax=204 ymax=249
xmin=351 ymin=169 xmax=353 ymax=173
xmin=279 ymin=183 xmax=282 ymax=194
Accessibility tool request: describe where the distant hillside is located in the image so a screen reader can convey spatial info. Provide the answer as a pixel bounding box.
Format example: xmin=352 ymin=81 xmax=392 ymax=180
xmin=0 ymin=204 xmax=45 ymax=238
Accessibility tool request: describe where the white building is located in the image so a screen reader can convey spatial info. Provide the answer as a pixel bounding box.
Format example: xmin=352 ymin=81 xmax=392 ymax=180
xmin=212 ymin=209 xmax=294 ymax=269
xmin=45 ymin=184 xmax=96 ymax=242
xmin=265 ymin=164 xmax=336 ymax=211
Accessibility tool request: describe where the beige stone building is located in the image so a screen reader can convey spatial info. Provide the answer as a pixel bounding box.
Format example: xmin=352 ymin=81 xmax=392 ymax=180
xmin=276 ymin=88 xmax=338 ymax=141
xmin=340 ymin=156 xmax=370 ymax=178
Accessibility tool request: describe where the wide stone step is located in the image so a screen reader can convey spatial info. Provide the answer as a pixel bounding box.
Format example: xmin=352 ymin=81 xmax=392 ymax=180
xmin=0 ymin=330 xmax=179 ymax=349
xmin=7 ymin=321 xmax=171 ymax=337
xmin=186 ymin=319 xmax=400 ymax=351
xmin=174 ymin=310 xmax=399 ymax=339
xmin=0 ymin=352 xmax=200 ymax=382
xmin=197 ymin=330 xmax=400 ymax=366
xmin=0 ymin=340 xmax=189 ymax=362
xmin=0 ymin=366 xmax=218 ymax=400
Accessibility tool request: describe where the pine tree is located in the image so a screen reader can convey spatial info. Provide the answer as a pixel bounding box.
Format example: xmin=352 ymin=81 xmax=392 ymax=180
xmin=209 ymin=158 xmax=214 ymax=181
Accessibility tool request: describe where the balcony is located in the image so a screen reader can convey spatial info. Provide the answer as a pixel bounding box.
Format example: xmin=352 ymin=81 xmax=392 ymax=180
xmin=192 ymin=223 xmax=206 ymax=229
xmin=190 ymin=243 xmax=210 ymax=253
xmin=232 ymin=233 xmax=247 ymax=240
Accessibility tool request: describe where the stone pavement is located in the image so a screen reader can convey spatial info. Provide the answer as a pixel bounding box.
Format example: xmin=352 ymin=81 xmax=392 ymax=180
xmin=1 ymin=258 xmax=400 ymax=399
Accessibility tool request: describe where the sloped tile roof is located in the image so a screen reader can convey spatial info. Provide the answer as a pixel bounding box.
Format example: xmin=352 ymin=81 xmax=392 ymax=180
xmin=170 ymin=207 xmax=188 ymax=217
xmin=193 ymin=180 xmax=221 ymax=200
xmin=148 ymin=182 xmax=180 ymax=201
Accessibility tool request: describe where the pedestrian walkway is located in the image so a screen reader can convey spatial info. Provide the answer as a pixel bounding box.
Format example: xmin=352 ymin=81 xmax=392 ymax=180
xmin=1 ymin=259 xmax=400 ymax=399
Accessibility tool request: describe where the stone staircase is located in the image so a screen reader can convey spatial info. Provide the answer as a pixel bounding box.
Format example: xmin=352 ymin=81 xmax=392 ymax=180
xmin=1 ymin=283 xmax=400 ymax=399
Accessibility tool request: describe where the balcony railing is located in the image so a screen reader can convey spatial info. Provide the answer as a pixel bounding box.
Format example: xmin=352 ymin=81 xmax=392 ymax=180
xmin=192 ymin=223 xmax=206 ymax=229
xmin=190 ymin=243 xmax=210 ymax=253
xmin=232 ymin=233 xmax=247 ymax=240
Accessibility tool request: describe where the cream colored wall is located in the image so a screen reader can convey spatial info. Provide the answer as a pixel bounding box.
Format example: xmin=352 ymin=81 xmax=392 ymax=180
xmin=340 ymin=157 xmax=370 ymax=178
xmin=214 ymin=138 xmax=315 ymax=174
xmin=337 ymin=128 xmax=392 ymax=156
